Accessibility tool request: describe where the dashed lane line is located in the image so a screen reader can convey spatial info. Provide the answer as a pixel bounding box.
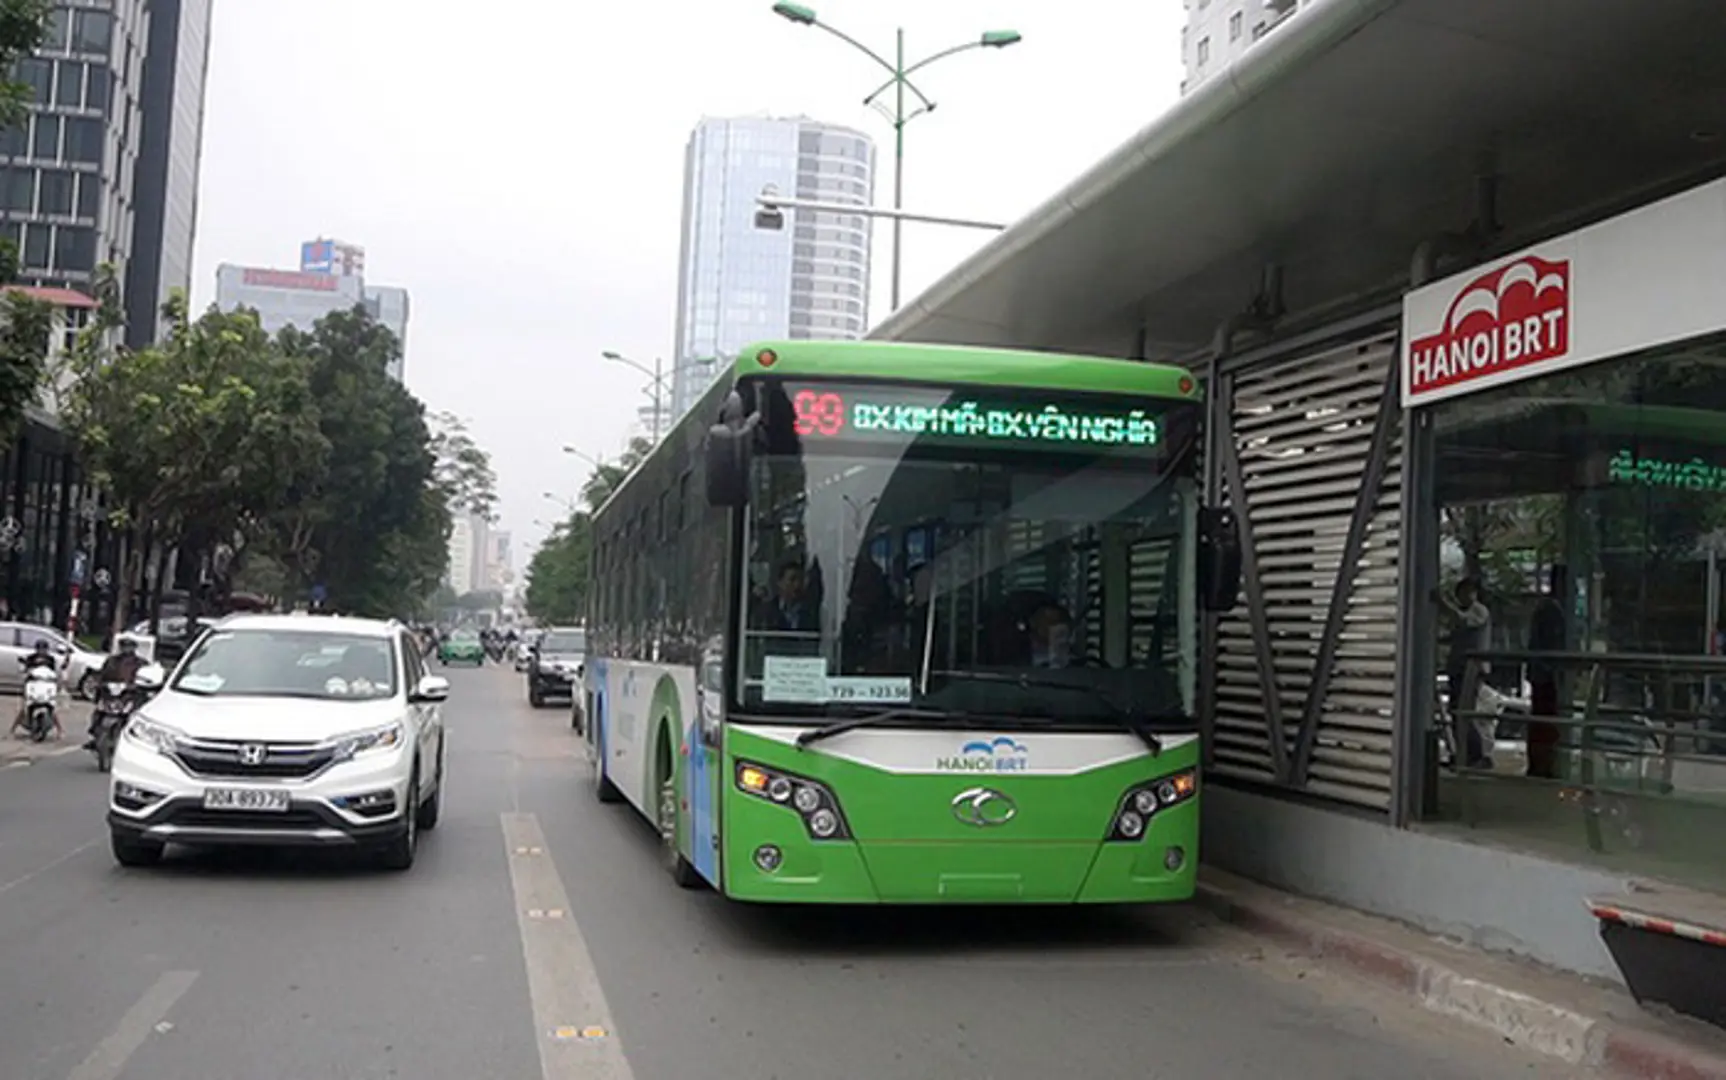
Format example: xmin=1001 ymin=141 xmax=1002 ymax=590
xmin=502 ymin=812 xmax=635 ymax=1080
xmin=64 ymin=969 xmax=198 ymax=1080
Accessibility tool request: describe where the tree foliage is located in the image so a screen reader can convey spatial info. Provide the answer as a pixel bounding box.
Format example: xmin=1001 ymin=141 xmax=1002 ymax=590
xmin=430 ymin=411 xmax=498 ymax=521
xmin=580 ymin=436 xmax=653 ymax=511
xmin=524 ymin=512 xmax=592 ymax=625
xmin=66 ymin=298 xmax=492 ymax=623
xmin=0 ymin=290 xmax=51 ymax=440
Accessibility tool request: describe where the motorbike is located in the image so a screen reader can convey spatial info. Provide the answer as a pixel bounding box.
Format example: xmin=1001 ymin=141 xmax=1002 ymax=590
xmin=90 ymin=667 xmax=162 ymax=773
xmin=21 ymin=663 xmax=59 ymax=743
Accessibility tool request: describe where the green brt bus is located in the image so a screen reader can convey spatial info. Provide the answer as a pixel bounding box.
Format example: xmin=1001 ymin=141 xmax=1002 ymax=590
xmin=583 ymin=340 xmax=1240 ymax=903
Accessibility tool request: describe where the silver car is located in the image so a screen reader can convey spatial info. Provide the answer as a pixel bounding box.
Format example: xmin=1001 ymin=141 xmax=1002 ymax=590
xmin=0 ymin=622 xmax=108 ymax=698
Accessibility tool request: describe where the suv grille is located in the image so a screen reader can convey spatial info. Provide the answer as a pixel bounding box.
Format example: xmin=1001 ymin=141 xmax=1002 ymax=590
xmin=172 ymin=740 xmax=338 ymax=779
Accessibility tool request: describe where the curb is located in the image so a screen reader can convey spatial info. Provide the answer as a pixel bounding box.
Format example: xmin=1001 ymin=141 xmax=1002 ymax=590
xmin=1194 ymin=881 xmax=1726 ymax=1079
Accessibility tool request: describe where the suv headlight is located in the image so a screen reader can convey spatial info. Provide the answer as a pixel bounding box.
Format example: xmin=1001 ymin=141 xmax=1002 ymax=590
xmin=330 ymin=722 xmax=404 ymax=762
xmin=124 ymin=715 xmax=183 ymax=755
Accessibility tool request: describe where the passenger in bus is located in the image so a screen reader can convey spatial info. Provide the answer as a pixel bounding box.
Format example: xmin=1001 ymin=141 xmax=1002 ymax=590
xmin=839 ymin=558 xmax=895 ymax=673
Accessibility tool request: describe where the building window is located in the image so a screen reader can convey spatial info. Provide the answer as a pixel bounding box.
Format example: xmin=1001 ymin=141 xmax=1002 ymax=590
xmin=54 ymin=61 xmax=83 ymax=108
xmin=1197 ymin=37 xmax=1210 ymax=64
xmin=1 ymin=166 xmax=31 ymax=212
xmin=17 ymin=58 xmax=50 ymax=105
xmin=32 ymin=115 xmax=59 ymax=160
xmin=0 ymin=123 xmax=24 ymax=157
xmin=75 ymin=172 xmax=97 ymax=218
xmin=42 ymin=9 xmax=69 ymax=51
xmin=72 ymin=10 xmax=112 ymax=55
xmin=84 ymin=64 xmax=108 ymax=116
xmin=64 ymin=117 xmax=102 ymax=165
xmin=1229 ymin=11 xmax=1243 ymax=40
xmin=21 ymin=223 xmax=47 ymax=269
xmin=39 ymin=169 xmax=71 ymax=215
xmin=53 ymin=225 xmax=93 ymax=273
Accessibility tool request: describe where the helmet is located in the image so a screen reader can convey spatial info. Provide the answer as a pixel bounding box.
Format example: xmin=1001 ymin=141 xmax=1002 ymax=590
xmin=118 ymin=636 xmax=138 ymax=652
xmin=31 ymin=639 xmax=48 ymax=652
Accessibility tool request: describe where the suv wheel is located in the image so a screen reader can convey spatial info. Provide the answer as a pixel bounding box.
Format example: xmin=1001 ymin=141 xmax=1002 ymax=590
xmin=377 ymin=766 xmax=420 ymax=871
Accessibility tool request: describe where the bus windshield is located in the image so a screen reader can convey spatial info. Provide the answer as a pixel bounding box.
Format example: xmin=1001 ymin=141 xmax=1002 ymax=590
xmin=736 ymin=389 xmax=1200 ymax=730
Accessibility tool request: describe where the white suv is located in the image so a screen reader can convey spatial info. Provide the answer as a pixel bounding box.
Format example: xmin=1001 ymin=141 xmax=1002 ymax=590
xmin=107 ymin=614 xmax=448 ymax=871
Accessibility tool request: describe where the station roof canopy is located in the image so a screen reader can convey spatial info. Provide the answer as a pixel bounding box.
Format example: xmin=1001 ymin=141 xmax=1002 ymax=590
xmin=870 ymin=0 xmax=1726 ymax=361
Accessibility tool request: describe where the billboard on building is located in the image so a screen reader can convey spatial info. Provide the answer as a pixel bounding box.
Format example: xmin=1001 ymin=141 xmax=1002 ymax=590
xmin=241 ymin=267 xmax=339 ymax=292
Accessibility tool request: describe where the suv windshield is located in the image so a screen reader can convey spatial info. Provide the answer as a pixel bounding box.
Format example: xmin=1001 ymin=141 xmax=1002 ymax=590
xmin=541 ymin=630 xmax=586 ymax=653
xmin=171 ymin=630 xmax=398 ymax=701
xmin=736 ymin=385 xmax=1200 ymax=729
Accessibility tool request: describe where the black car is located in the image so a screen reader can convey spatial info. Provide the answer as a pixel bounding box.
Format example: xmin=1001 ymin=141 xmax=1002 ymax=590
xmin=527 ymin=627 xmax=585 ymax=708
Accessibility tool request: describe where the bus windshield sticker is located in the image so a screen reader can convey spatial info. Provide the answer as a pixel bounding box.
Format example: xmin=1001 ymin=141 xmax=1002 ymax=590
xmin=779 ymin=382 xmax=1167 ymax=456
xmin=825 ymin=676 xmax=913 ymax=704
xmin=763 ymin=655 xmax=830 ymax=703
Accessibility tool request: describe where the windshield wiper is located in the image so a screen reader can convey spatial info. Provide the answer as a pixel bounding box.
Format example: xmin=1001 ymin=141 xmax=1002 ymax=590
xmin=928 ymin=670 xmax=1164 ymax=756
xmin=794 ymin=706 xmax=951 ymax=749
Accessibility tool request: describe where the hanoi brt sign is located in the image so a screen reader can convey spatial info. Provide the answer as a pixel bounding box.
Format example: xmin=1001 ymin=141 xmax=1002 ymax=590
xmin=1400 ymin=177 xmax=1726 ymax=408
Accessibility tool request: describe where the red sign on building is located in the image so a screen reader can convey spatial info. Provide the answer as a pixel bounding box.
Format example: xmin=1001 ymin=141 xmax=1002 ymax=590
xmin=1404 ymin=255 xmax=1570 ymax=403
xmin=241 ymin=268 xmax=340 ymax=292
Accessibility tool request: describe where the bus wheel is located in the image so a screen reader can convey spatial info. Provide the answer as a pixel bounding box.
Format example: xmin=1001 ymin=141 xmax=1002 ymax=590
xmin=657 ymin=765 xmax=701 ymax=889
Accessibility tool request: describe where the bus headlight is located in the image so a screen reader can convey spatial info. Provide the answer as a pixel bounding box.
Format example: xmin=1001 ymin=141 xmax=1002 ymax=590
xmin=1105 ymin=768 xmax=1197 ymax=842
xmin=735 ymin=760 xmax=851 ymax=841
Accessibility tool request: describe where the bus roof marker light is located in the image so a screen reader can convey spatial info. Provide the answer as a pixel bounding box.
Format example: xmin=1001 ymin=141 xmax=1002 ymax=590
xmin=757 ymin=349 xmax=779 ymax=367
xmin=1179 ymin=376 xmax=1195 ymax=395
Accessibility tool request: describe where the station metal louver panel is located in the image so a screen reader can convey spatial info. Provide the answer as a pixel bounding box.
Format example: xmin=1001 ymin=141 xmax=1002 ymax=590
xmin=1210 ymin=331 xmax=1402 ymax=810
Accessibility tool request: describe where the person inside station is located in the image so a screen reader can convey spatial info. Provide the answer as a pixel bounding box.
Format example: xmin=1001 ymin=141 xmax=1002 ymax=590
xmin=1437 ymin=576 xmax=1493 ymax=769
xmin=1525 ymin=564 xmax=1568 ymax=779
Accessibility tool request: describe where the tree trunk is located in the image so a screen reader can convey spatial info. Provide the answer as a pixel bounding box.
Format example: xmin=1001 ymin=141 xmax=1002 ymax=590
xmin=108 ymin=532 xmax=137 ymax=652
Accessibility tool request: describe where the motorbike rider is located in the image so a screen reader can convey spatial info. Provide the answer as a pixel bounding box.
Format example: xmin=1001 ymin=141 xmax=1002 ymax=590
xmin=84 ymin=637 xmax=144 ymax=749
xmin=10 ymin=639 xmax=60 ymax=737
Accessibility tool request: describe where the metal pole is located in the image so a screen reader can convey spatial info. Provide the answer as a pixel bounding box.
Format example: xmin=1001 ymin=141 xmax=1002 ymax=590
xmin=891 ymin=27 xmax=905 ymax=313
xmin=653 ymin=356 xmax=665 ymax=439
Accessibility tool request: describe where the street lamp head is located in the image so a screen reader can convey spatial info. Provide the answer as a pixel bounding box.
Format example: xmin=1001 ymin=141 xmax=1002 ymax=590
xmin=772 ymin=2 xmax=816 ymax=25
xmin=981 ymin=29 xmax=1022 ymax=48
xmin=601 ymin=350 xmax=623 ymax=361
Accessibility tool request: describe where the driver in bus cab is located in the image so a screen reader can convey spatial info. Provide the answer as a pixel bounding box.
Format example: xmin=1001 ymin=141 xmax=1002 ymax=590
xmin=1027 ymin=602 xmax=1074 ymax=668
xmin=755 ymin=559 xmax=819 ymax=632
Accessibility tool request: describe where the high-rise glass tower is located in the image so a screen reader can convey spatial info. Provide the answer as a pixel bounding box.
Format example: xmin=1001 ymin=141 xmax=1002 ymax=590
xmin=670 ymin=116 xmax=875 ymax=416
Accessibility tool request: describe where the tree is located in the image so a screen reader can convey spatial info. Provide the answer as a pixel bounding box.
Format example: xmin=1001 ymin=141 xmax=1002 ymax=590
xmin=0 ymin=290 xmax=52 ymax=441
xmin=263 ymin=307 xmax=452 ymax=617
xmin=64 ymin=297 xmax=327 ymax=635
xmin=429 ymin=411 xmax=498 ymax=521
xmin=580 ymin=436 xmax=653 ymax=511
xmin=0 ymin=2 xmax=51 ymax=131
xmin=524 ymin=513 xmax=592 ymax=625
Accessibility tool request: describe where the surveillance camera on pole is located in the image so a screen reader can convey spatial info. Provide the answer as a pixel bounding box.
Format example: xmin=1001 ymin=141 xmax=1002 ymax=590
xmin=755 ymin=185 xmax=786 ymax=231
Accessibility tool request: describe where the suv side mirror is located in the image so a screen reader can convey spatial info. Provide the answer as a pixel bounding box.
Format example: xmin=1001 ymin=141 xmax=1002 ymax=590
xmin=135 ymin=663 xmax=166 ymax=690
xmin=1198 ymin=506 xmax=1243 ymax=613
xmin=411 ymin=674 xmax=450 ymax=703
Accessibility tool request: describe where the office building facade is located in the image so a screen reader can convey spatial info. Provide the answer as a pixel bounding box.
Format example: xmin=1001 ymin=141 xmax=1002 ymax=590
xmin=215 ymin=239 xmax=411 ymax=382
xmin=124 ymin=0 xmax=214 ymax=349
xmin=1181 ymin=0 xmax=1306 ymax=93
xmin=670 ymin=115 xmax=875 ymax=416
xmin=1 ymin=2 xmax=148 ymax=295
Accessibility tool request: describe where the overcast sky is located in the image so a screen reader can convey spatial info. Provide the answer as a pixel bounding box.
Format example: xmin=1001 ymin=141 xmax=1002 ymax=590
xmin=187 ymin=0 xmax=1184 ymax=570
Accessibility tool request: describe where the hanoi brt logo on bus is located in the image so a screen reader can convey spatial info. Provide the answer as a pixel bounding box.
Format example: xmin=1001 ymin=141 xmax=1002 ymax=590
xmin=1405 ymin=254 xmax=1570 ymax=404
xmin=936 ymin=737 xmax=1029 ymax=773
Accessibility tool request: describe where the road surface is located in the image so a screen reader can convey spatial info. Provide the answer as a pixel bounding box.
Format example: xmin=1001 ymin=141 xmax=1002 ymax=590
xmin=0 ymin=663 xmax=1585 ymax=1079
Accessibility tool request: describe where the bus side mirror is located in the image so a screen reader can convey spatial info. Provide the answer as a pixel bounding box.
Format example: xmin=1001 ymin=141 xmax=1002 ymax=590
xmin=1198 ymin=507 xmax=1242 ymax=613
xmin=705 ymin=390 xmax=757 ymax=507
xmin=705 ymin=425 xmax=749 ymax=506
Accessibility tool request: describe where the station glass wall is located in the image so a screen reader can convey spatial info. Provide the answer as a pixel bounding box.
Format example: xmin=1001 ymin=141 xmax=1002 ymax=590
xmin=1422 ymin=334 xmax=1726 ymax=890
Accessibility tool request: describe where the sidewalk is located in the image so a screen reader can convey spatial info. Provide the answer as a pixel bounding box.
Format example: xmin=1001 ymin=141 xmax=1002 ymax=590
xmin=1195 ymin=867 xmax=1726 ymax=1079
xmin=1 ymin=701 xmax=91 ymax=767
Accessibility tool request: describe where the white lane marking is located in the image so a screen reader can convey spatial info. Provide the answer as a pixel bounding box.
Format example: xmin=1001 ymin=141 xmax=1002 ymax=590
xmin=502 ymin=813 xmax=635 ymax=1080
xmin=64 ymin=969 xmax=198 ymax=1080
xmin=0 ymin=835 xmax=99 ymax=896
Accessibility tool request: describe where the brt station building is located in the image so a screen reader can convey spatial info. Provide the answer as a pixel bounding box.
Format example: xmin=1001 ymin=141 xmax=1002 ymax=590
xmin=873 ymin=0 xmax=1726 ymax=994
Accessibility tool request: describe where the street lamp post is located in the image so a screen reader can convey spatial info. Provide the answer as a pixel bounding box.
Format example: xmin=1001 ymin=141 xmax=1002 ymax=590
xmin=602 ymin=350 xmax=666 ymax=439
xmin=770 ymin=3 xmax=1021 ymax=312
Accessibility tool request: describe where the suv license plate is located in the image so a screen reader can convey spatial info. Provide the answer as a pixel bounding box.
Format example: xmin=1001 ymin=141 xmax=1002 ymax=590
xmin=203 ymin=788 xmax=290 ymax=812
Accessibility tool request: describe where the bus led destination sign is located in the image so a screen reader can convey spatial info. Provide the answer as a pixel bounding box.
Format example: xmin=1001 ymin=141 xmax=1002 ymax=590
xmin=782 ymin=383 xmax=1164 ymax=454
